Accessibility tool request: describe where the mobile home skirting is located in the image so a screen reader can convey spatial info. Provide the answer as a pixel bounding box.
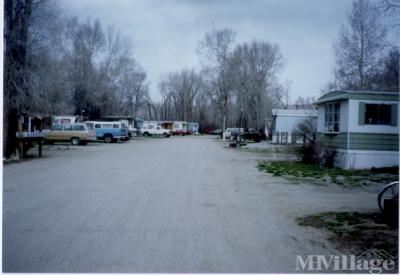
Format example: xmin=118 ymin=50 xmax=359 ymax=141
xmin=317 ymin=133 xmax=399 ymax=151
xmin=335 ymin=149 xmax=399 ymax=169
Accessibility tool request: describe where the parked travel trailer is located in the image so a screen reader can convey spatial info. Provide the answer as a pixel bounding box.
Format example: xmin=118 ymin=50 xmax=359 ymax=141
xmin=271 ymin=109 xmax=317 ymax=144
xmin=315 ymin=90 xmax=399 ymax=169
xmin=187 ymin=122 xmax=199 ymax=134
xmin=52 ymin=115 xmax=79 ymax=125
xmin=160 ymin=121 xmax=174 ymax=131
xmin=171 ymin=121 xmax=188 ymax=135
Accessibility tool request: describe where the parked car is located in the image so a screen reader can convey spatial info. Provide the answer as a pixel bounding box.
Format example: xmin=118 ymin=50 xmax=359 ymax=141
xmin=85 ymin=121 xmax=129 ymax=143
xmin=210 ymin=129 xmax=223 ymax=135
xmin=140 ymin=124 xmax=171 ymax=137
xmin=44 ymin=123 xmax=93 ymax=145
xmin=223 ymin=128 xmax=244 ymax=140
xmin=203 ymin=128 xmax=213 ymax=134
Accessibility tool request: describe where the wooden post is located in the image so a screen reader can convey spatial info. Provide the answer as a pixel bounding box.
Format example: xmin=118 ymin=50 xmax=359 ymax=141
xmin=18 ymin=116 xmax=24 ymax=159
xmin=38 ymin=139 xmax=42 ymax=157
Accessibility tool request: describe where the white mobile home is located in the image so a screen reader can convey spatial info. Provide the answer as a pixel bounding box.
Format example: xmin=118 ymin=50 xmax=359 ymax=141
xmin=271 ymin=109 xmax=317 ymax=144
xmin=315 ymin=90 xmax=399 ymax=169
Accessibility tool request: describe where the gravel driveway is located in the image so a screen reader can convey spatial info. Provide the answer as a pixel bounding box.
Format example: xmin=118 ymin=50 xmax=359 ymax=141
xmin=3 ymin=136 xmax=378 ymax=272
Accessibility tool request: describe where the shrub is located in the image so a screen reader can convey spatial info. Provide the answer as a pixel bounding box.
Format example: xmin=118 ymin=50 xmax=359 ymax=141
xmin=299 ymin=141 xmax=337 ymax=168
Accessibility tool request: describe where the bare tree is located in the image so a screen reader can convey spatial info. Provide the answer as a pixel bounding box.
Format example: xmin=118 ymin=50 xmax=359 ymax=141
xmin=333 ymin=0 xmax=386 ymax=90
xmin=294 ymin=116 xmax=317 ymax=144
xmin=231 ymin=40 xmax=284 ymax=129
xmin=158 ymin=69 xmax=203 ymax=121
xmin=293 ymin=96 xmax=316 ymax=109
xmin=120 ymin=61 xmax=149 ymax=117
xmin=380 ymin=0 xmax=400 ymax=28
xmin=4 ymin=0 xmax=33 ymax=157
xmin=64 ymin=17 xmax=105 ymax=117
xmin=369 ymin=47 xmax=400 ymax=91
xmin=197 ymin=28 xmax=236 ymax=136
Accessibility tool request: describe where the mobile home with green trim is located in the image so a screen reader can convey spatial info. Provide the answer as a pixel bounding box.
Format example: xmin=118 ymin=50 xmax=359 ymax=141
xmin=315 ymin=90 xmax=399 ymax=169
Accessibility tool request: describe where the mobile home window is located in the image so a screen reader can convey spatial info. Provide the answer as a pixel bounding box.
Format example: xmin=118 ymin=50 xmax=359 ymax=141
xmin=365 ymin=104 xmax=391 ymax=125
xmin=324 ymin=102 xmax=340 ymax=132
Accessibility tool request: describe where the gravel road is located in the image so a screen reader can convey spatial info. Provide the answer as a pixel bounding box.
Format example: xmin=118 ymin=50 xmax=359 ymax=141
xmin=3 ymin=136 xmax=378 ymax=272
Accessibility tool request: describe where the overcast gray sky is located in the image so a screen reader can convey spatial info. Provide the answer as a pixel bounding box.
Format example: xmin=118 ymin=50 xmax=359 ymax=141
xmin=62 ymin=0 xmax=353 ymax=102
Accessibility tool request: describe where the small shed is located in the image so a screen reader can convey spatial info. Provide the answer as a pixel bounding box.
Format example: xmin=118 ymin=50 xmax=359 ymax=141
xmin=315 ymin=90 xmax=399 ymax=169
xmin=16 ymin=113 xmax=44 ymax=158
xmin=271 ymin=109 xmax=317 ymax=144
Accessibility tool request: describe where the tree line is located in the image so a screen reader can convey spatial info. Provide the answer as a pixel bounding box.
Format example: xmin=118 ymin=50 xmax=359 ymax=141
xmin=4 ymin=0 xmax=150 ymax=157
xmin=155 ymin=28 xmax=287 ymax=131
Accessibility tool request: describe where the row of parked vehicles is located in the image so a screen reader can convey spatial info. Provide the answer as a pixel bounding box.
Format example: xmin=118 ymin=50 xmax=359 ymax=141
xmin=43 ymin=120 xmax=191 ymax=145
xmin=205 ymin=127 xmax=266 ymax=143
xmin=43 ymin=121 xmax=131 ymax=145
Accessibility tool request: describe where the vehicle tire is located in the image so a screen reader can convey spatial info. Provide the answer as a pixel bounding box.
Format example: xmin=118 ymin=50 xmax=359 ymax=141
xmin=71 ymin=137 xmax=80 ymax=145
xmin=104 ymin=135 xmax=113 ymax=143
xmin=143 ymin=132 xmax=149 ymax=137
xmin=163 ymin=133 xmax=170 ymax=138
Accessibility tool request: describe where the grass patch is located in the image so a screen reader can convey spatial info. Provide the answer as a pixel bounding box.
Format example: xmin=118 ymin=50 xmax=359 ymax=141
xmin=258 ymin=160 xmax=398 ymax=186
xmin=297 ymin=211 xmax=398 ymax=257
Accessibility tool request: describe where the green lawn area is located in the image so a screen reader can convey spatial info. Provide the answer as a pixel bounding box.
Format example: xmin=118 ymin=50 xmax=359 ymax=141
xmin=258 ymin=160 xmax=398 ymax=186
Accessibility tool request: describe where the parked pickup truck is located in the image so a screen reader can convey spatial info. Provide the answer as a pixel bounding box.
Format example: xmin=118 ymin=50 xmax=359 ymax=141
xmin=140 ymin=125 xmax=171 ymax=137
xmin=85 ymin=121 xmax=129 ymax=143
xmin=225 ymin=128 xmax=266 ymax=142
xmin=242 ymin=129 xmax=266 ymax=142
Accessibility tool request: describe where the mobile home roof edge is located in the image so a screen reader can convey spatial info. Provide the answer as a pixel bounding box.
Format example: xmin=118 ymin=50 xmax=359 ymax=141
xmin=315 ymin=90 xmax=399 ymax=104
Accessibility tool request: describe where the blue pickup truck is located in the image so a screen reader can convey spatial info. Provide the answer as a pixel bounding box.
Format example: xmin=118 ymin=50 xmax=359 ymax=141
xmin=84 ymin=121 xmax=129 ymax=143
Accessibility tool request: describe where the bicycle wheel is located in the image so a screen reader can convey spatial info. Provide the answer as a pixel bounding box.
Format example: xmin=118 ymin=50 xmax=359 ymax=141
xmin=377 ymin=181 xmax=399 ymax=212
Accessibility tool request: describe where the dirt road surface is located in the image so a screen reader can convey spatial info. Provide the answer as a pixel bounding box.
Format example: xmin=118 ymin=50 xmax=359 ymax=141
xmin=3 ymin=136 xmax=377 ymax=272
